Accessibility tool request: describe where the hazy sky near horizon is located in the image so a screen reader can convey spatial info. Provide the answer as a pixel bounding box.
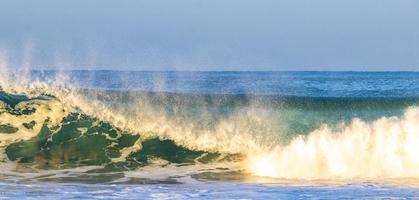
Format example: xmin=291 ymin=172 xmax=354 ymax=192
xmin=0 ymin=0 xmax=418 ymax=71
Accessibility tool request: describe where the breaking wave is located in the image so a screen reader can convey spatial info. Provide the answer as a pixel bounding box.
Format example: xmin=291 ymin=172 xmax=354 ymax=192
xmin=1 ymin=69 xmax=419 ymax=182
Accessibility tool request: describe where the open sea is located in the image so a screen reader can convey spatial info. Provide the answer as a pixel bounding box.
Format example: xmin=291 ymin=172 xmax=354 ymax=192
xmin=0 ymin=70 xmax=419 ymax=199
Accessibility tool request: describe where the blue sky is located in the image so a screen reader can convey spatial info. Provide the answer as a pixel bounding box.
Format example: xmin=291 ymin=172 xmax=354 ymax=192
xmin=0 ymin=0 xmax=418 ymax=71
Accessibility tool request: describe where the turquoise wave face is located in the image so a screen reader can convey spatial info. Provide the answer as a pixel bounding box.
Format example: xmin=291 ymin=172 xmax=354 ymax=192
xmin=77 ymin=89 xmax=419 ymax=138
xmin=0 ymin=91 xmax=230 ymax=171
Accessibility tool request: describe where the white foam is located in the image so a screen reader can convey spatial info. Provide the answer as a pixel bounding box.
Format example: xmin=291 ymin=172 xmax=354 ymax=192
xmin=247 ymin=107 xmax=419 ymax=179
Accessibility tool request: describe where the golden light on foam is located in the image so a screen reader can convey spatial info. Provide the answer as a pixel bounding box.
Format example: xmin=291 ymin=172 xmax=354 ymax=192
xmin=248 ymin=154 xmax=276 ymax=177
xmin=245 ymin=107 xmax=419 ymax=180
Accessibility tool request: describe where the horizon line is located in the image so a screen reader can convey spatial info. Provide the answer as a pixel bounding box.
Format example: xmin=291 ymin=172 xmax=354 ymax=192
xmin=6 ymin=69 xmax=419 ymax=73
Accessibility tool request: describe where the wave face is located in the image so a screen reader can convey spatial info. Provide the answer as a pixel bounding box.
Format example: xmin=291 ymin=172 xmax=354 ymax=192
xmin=1 ymin=70 xmax=419 ymax=183
xmin=0 ymin=91 xmax=228 ymax=172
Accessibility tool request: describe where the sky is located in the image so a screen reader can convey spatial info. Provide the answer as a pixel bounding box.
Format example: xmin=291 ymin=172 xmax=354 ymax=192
xmin=0 ymin=0 xmax=418 ymax=71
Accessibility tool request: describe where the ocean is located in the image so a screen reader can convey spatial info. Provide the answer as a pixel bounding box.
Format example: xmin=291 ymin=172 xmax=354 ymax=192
xmin=0 ymin=70 xmax=419 ymax=199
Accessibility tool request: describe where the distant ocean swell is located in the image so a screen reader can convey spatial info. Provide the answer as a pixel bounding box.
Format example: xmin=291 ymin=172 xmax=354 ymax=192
xmin=0 ymin=72 xmax=419 ymax=181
